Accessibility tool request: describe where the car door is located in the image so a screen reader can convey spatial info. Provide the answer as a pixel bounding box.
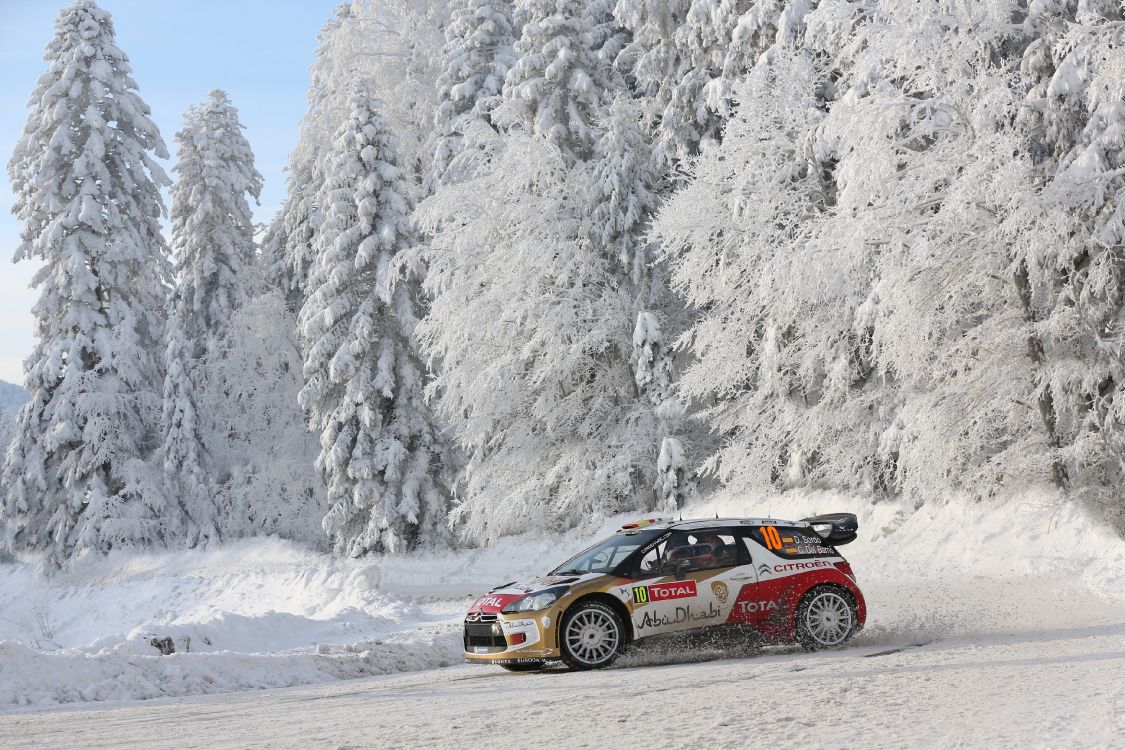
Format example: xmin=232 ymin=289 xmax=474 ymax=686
xmin=726 ymin=526 xmax=789 ymax=628
xmin=627 ymin=528 xmax=750 ymax=638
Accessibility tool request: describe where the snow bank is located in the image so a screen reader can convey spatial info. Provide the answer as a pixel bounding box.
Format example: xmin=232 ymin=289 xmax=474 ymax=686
xmin=0 ymin=539 xmax=455 ymax=651
xmin=0 ymin=630 xmax=460 ymax=710
xmin=0 ymin=525 xmax=635 ymax=711
xmin=0 ymin=539 xmax=469 ymax=711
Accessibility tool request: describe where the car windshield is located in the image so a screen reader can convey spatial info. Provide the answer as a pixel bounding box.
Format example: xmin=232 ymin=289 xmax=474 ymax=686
xmin=550 ymin=529 xmax=666 ymax=576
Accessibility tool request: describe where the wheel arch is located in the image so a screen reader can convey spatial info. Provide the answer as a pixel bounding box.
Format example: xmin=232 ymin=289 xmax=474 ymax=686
xmin=793 ymin=582 xmax=858 ymax=648
xmin=785 ymin=577 xmax=861 ymax=636
xmin=564 ymin=592 xmax=634 ymax=644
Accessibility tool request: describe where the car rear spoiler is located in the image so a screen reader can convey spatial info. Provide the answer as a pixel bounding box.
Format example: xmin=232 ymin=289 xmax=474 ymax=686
xmin=801 ymin=513 xmax=859 ymax=546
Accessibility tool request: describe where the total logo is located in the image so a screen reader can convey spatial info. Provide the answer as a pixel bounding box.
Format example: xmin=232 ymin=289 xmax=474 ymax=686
xmin=474 ymin=596 xmax=506 ymax=609
xmin=737 ymin=600 xmax=779 ymax=614
xmin=632 ymin=580 xmax=697 ymax=604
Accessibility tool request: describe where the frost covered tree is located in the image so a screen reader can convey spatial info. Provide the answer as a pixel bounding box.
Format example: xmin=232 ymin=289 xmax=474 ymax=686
xmin=614 ymin=0 xmax=773 ymax=162
xmin=270 ymin=0 xmax=449 ymax=311
xmin=299 ymin=88 xmax=454 ymax=556
xmin=497 ymin=0 xmax=620 ymax=162
xmin=412 ymin=134 xmax=671 ymax=543
xmin=203 ymin=292 xmax=328 ymax=545
xmin=1012 ymin=1 xmax=1125 ymax=514
xmin=587 ymin=97 xmax=662 ymax=285
xmin=266 ymin=5 xmax=361 ymax=312
xmin=162 ymin=90 xmax=263 ymax=545
xmin=837 ymin=1 xmax=1047 ymax=501
xmin=656 ymin=0 xmax=1048 ymax=502
xmin=585 ymin=0 xmax=629 ymax=64
xmin=586 ymin=97 xmax=695 ymax=497
xmin=427 ymin=0 xmax=515 ymax=190
xmin=2 ymin=0 xmax=173 ymax=564
xmin=656 ymin=44 xmax=852 ymax=493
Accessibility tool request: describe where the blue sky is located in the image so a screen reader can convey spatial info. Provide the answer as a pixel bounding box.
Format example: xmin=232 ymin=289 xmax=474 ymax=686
xmin=0 ymin=0 xmax=343 ymax=383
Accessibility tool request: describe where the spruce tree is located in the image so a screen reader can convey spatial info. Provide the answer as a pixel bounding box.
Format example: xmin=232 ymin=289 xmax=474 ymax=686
xmin=498 ymin=0 xmax=619 ymax=163
xmin=162 ymin=91 xmax=262 ymax=545
xmin=615 ymin=0 xmax=793 ymax=162
xmin=586 ymin=97 xmax=661 ymax=286
xmin=427 ymin=0 xmax=516 ymax=191
xmin=2 ymin=0 xmax=173 ymax=564
xmin=266 ymin=6 xmax=354 ymax=313
xmin=299 ymin=87 xmax=453 ymax=556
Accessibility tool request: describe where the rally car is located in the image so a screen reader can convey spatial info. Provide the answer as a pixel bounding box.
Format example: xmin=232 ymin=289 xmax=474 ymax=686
xmin=463 ymin=514 xmax=865 ymax=671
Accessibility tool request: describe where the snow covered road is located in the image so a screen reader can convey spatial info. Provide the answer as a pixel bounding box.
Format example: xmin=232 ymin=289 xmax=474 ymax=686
xmin=2 ymin=576 xmax=1123 ymax=750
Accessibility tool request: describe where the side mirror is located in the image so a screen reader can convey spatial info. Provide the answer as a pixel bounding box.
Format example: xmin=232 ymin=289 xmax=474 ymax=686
xmin=675 ymin=560 xmax=690 ymax=580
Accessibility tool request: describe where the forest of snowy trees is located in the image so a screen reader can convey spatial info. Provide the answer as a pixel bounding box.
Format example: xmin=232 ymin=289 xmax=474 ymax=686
xmin=3 ymin=0 xmax=1124 ymax=568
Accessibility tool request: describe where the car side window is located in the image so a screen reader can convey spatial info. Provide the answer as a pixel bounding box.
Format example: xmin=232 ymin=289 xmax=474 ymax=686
xmin=636 ymin=540 xmax=667 ymax=577
xmin=740 ymin=535 xmax=757 ymax=562
xmin=660 ymin=530 xmax=738 ymax=574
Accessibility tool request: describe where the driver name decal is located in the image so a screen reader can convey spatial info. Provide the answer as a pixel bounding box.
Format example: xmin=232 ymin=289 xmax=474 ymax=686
xmin=632 ymin=580 xmax=697 ymax=604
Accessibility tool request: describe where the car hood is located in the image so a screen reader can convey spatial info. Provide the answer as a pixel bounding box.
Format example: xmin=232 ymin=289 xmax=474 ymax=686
xmin=467 ymin=572 xmax=606 ymax=614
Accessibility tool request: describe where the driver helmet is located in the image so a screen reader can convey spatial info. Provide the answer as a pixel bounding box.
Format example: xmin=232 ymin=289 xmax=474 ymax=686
xmin=697 ymin=533 xmax=724 ymax=553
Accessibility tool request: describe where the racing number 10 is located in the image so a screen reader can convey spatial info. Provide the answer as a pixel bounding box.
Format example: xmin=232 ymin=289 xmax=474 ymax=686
xmin=760 ymin=526 xmax=783 ymax=550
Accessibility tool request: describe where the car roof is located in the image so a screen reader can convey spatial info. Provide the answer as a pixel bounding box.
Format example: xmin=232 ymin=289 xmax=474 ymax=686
xmin=619 ymin=517 xmax=810 ymax=533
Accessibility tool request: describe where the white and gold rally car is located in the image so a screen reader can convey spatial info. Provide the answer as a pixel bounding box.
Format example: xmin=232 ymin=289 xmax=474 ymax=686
xmin=464 ymin=515 xmax=866 ymax=671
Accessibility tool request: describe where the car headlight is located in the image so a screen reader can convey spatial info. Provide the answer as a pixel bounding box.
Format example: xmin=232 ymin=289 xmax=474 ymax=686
xmin=501 ymin=587 xmax=567 ymax=614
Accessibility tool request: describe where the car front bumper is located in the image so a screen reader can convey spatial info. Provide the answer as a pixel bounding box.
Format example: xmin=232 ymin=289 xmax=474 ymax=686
xmin=462 ymin=608 xmax=563 ymax=664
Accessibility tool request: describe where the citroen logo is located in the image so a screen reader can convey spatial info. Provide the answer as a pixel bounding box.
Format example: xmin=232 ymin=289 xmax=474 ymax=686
xmin=757 ymin=563 xmax=771 ymax=577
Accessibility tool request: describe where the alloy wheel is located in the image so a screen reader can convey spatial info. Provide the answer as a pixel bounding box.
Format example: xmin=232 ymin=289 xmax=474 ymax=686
xmin=803 ymin=590 xmax=854 ymax=647
xmin=564 ymin=608 xmax=621 ymax=666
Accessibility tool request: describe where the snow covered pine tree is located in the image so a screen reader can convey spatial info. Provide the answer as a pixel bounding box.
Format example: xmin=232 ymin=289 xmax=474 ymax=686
xmin=495 ymin=0 xmax=619 ymax=163
xmin=162 ymin=90 xmax=263 ymax=545
xmin=265 ymin=0 xmax=449 ymax=314
xmin=261 ymin=5 xmax=359 ymax=313
xmin=426 ymin=0 xmax=515 ymax=191
xmin=299 ymin=86 xmax=454 ymax=556
xmin=2 ymin=0 xmax=174 ymax=565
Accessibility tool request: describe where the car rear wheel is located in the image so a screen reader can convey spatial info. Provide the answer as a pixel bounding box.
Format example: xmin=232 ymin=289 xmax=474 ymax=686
xmin=500 ymin=660 xmax=547 ymax=672
xmin=796 ymin=586 xmax=856 ymax=651
xmin=560 ymin=601 xmax=624 ymax=670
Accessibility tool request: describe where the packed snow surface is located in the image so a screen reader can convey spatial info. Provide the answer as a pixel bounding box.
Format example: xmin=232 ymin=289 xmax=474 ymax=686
xmin=1 ymin=492 xmax=1123 ymax=748
xmin=3 ymin=612 xmax=1121 ymax=749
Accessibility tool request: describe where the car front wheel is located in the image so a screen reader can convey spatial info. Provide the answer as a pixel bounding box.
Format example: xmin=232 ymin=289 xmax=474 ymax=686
xmin=795 ymin=586 xmax=857 ymax=651
xmin=560 ymin=601 xmax=624 ymax=670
